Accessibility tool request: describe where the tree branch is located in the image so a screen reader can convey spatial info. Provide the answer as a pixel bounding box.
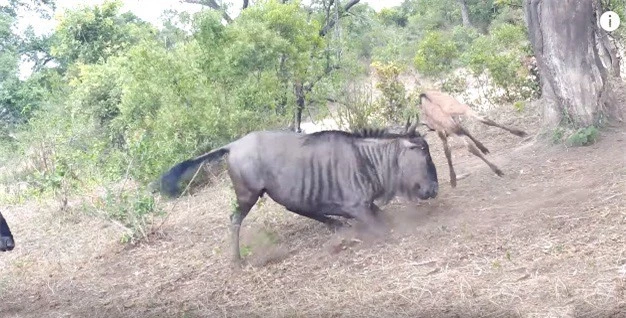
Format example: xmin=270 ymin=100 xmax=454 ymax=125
xmin=319 ymin=0 xmax=360 ymax=36
xmin=180 ymin=0 xmax=233 ymax=23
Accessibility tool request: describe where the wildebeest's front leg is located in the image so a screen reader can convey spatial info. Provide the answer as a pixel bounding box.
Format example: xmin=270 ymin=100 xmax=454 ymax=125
xmin=437 ymin=130 xmax=457 ymax=188
xmin=346 ymin=204 xmax=386 ymax=237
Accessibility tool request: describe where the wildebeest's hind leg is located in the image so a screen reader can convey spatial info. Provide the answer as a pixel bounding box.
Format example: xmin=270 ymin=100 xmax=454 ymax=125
xmin=461 ymin=136 xmax=504 ymax=177
xmin=437 ymin=130 xmax=457 ymax=188
xmin=286 ymin=208 xmax=345 ymax=232
xmin=230 ymin=185 xmax=261 ymax=266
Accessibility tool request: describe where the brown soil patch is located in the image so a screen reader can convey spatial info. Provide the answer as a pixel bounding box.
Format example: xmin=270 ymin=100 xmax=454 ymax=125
xmin=1 ymin=106 xmax=625 ymax=318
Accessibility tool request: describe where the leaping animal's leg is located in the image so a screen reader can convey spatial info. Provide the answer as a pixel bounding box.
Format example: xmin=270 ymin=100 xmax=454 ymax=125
xmin=437 ymin=130 xmax=457 ymax=188
xmin=468 ymin=111 xmax=528 ymax=137
xmin=461 ymin=137 xmax=504 ymax=177
xmin=457 ymin=126 xmax=490 ymax=155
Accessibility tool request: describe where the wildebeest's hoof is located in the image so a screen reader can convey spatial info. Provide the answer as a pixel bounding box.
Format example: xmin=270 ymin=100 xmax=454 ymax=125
xmin=327 ymin=219 xmax=346 ymax=232
xmin=0 ymin=237 xmax=14 ymax=251
xmin=495 ymin=169 xmax=504 ymax=177
xmin=450 ymin=178 xmax=457 ymax=188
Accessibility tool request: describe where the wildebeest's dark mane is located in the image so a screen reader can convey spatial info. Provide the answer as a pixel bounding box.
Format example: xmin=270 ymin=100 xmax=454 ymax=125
xmin=306 ymin=127 xmax=413 ymax=140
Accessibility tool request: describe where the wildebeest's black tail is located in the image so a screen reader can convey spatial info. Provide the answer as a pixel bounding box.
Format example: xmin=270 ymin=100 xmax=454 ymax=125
xmin=156 ymin=146 xmax=231 ymax=198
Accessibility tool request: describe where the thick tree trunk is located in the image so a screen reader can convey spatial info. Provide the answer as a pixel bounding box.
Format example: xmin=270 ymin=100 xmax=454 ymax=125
xmin=458 ymin=0 xmax=472 ymax=28
xmin=524 ymin=0 xmax=623 ymax=128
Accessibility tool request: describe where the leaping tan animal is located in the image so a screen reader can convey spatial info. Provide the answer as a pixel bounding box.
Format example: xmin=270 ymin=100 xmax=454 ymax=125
xmin=418 ymin=90 xmax=527 ymax=188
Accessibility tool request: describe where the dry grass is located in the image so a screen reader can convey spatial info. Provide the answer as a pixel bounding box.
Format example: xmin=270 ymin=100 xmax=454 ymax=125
xmin=1 ymin=103 xmax=625 ymax=318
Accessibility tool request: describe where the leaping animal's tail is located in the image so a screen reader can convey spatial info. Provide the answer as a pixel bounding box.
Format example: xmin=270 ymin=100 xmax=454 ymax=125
xmin=155 ymin=146 xmax=231 ymax=198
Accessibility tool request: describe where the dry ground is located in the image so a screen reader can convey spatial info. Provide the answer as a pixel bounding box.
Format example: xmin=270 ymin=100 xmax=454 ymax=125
xmin=0 ymin=104 xmax=625 ymax=318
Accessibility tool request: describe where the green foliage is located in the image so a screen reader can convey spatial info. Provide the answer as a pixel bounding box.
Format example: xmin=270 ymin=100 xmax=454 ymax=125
xmin=378 ymin=7 xmax=408 ymax=27
xmin=460 ymin=23 xmax=537 ymax=102
xmin=51 ymin=0 xmax=156 ymax=65
xmin=551 ymin=125 xmax=599 ymax=147
xmin=404 ymin=0 xmax=461 ymax=34
xmin=440 ymin=74 xmax=468 ymax=95
xmin=490 ymin=23 xmax=526 ymax=48
xmin=490 ymin=2 xmax=525 ymax=31
xmin=565 ymin=126 xmax=599 ymax=147
xmin=94 ymin=187 xmax=165 ymax=244
xmin=450 ymin=25 xmax=480 ymax=51
xmin=371 ymin=61 xmax=410 ymax=123
xmin=551 ymin=126 xmax=566 ymax=144
xmin=468 ymin=0 xmax=498 ymax=31
xmin=414 ymin=30 xmax=459 ymax=78
xmin=333 ymin=82 xmax=382 ymax=130
xmin=68 ymin=61 xmax=123 ymax=128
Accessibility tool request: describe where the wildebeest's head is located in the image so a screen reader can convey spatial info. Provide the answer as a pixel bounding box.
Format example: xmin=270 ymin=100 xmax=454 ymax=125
xmin=0 ymin=212 xmax=15 ymax=252
xmin=395 ymin=122 xmax=439 ymax=201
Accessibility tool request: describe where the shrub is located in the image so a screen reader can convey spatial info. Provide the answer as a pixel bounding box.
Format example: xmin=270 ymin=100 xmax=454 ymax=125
xmin=566 ymin=126 xmax=599 ymax=147
xmin=371 ymin=61 xmax=410 ymax=123
xmin=93 ymin=187 xmax=165 ymax=244
xmin=333 ymin=81 xmax=382 ymax=130
xmin=414 ymin=30 xmax=459 ymax=78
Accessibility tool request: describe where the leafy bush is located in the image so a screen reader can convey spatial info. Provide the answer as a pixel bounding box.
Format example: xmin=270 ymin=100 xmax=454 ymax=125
xmin=414 ymin=30 xmax=459 ymax=78
xmin=565 ymin=126 xmax=599 ymax=147
xmin=333 ymin=82 xmax=382 ymax=130
xmin=461 ymin=31 xmax=537 ymax=102
xmin=450 ymin=25 xmax=480 ymax=51
xmin=490 ymin=23 xmax=527 ymax=49
xmin=93 ymin=187 xmax=165 ymax=244
xmin=371 ymin=61 xmax=410 ymax=123
xmin=440 ymin=73 xmax=468 ymax=95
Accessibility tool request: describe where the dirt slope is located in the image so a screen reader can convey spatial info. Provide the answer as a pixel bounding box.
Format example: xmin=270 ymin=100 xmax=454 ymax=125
xmin=1 ymin=107 xmax=625 ymax=318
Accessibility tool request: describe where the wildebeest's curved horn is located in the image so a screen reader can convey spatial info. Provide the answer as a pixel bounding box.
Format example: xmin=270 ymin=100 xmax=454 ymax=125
xmin=407 ymin=122 xmax=419 ymax=135
xmin=404 ymin=116 xmax=412 ymax=133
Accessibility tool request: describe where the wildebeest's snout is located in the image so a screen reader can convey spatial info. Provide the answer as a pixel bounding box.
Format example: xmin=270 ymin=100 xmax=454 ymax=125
xmin=0 ymin=236 xmax=14 ymax=251
xmin=419 ymin=181 xmax=438 ymax=199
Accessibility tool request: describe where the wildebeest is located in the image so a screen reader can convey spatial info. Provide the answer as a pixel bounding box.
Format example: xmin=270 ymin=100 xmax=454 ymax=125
xmin=157 ymin=122 xmax=439 ymax=264
xmin=418 ymin=90 xmax=527 ymax=188
xmin=0 ymin=212 xmax=15 ymax=252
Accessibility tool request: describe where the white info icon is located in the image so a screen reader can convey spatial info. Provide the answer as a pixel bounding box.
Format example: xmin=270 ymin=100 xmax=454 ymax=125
xmin=600 ymin=11 xmax=620 ymax=32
